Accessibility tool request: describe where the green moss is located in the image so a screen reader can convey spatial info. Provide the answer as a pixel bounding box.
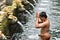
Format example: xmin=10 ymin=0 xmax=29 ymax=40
xmin=0 ymin=17 xmax=10 ymax=36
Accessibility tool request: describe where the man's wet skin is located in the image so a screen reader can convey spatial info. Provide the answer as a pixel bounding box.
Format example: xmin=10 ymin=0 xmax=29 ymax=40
xmin=35 ymin=12 xmax=51 ymax=40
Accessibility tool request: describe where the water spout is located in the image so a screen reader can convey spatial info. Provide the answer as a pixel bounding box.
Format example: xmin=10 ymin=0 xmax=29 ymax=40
xmin=33 ymin=0 xmax=37 ymax=4
xmin=26 ymin=1 xmax=35 ymax=8
xmin=29 ymin=2 xmax=35 ymax=8
xmin=17 ymin=21 xmax=24 ymax=27
xmin=25 ymin=10 xmax=32 ymax=16
xmin=22 ymin=8 xmax=32 ymax=16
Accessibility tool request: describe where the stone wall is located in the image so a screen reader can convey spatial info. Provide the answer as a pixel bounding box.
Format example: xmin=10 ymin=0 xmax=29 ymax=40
xmin=0 ymin=0 xmax=6 ymax=10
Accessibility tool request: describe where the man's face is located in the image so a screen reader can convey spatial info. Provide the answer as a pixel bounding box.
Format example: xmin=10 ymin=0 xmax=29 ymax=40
xmin=39 ymin=16 xmax=45 ymax=21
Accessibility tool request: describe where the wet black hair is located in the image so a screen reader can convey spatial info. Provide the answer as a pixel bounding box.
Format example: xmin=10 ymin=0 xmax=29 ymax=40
xmin=39 ymin=11 xmax=47 ymax=18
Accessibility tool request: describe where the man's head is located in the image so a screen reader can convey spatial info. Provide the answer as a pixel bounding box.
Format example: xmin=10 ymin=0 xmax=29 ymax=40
xmin=39 ymin=11 xmax=47 ymax=21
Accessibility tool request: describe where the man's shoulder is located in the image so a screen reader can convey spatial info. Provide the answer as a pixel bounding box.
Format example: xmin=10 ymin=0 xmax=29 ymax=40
xmin=45 ymin=19 xmax=50 ymax=26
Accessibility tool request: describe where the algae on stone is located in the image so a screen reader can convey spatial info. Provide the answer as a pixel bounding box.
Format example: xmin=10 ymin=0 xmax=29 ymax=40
xmin=0 ymin=11 xmax=10 ymax=36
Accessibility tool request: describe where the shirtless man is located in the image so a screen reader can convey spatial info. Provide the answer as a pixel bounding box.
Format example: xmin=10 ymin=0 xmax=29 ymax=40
xmin=35 ymin=11 xmax=51 ymax=40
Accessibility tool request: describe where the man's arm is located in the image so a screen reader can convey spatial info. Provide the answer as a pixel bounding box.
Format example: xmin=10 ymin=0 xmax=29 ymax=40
xmin=35 ymin=15 xmax=39 ymax=28
xmin=35 ymin=12 xmax=48 ymax=28
xmin=35 ymin=12 xmax=39 ymax=28
xmin=36 ymin=21 xmax=48 ymax=28
xmin=35 ymin=12 xmax=47 ymax=28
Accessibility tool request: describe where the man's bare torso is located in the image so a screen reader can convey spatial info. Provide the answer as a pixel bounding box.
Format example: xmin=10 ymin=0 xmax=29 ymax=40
xmin=38 ymin=18 xmax=50 ymax=34
xmin=41 ymin=20 xmax=50 ymax=34
xmin=40 ymin=19 xmax=51 ymax=40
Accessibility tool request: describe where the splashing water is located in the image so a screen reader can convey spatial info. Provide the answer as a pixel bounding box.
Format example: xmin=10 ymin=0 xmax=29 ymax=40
xmin=28 ymin=34 xmax=39 ymax=39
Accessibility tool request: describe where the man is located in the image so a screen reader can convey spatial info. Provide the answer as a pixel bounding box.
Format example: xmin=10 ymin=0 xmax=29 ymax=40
xmin=35 ymin=11 xmax=51 ymax=40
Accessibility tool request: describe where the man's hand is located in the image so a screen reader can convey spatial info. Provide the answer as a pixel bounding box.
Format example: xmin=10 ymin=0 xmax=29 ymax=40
xmin=35 ymin=12 xmax=39 ymax=28
xmin=36 ymin=12 xmax=39 ymax=18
